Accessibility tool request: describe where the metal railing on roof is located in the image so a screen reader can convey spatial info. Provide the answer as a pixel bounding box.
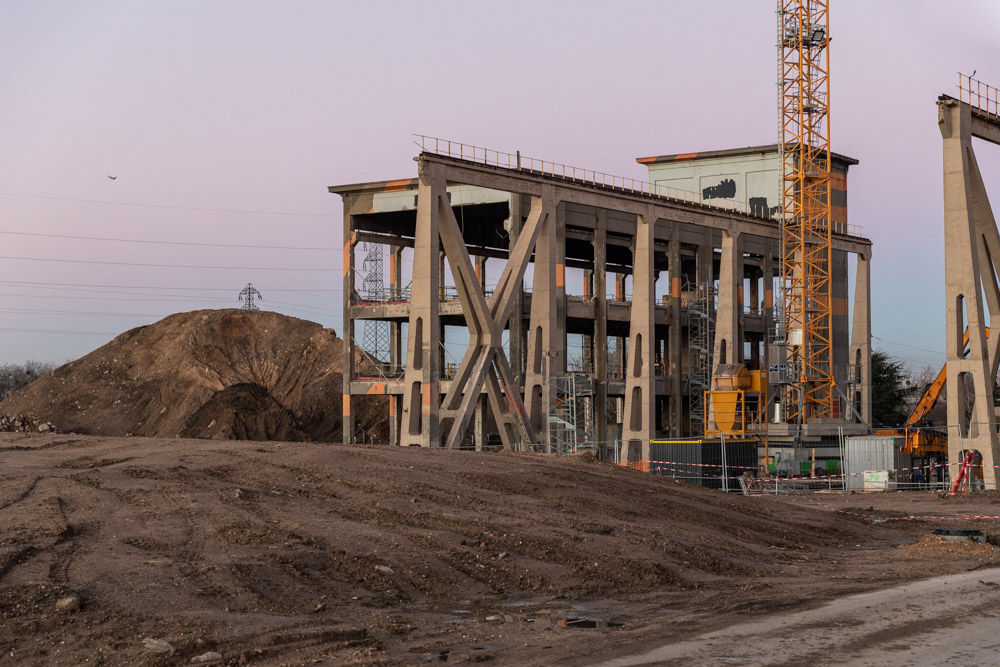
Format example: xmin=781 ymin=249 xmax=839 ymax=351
xmin=959 ymin=72 xmax=1000 ymax=122
xmin=413 ymin=134 xmax=865 ymax=239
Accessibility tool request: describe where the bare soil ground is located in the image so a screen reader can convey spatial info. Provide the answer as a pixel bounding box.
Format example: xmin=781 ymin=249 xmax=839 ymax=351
xmin=3 ymin=433 xmax=1000 ymax=665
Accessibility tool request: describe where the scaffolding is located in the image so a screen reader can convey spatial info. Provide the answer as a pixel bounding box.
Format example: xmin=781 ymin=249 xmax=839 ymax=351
xmin=687 ymin=281 xmax=714 ymax=435
xmin=360 ymin=242 xmax=390 ymax=363
xmin=547 ymin=374 xmax=594 ymax=454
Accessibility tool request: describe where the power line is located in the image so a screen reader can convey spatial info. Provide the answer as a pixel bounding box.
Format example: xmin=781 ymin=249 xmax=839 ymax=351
xmin=0 ymin=255 xmax=338 ymax=271
xmin=0 ymin=191 xmax=333 ymax=218
xmin=0 ymin=287 xmax=341 ymax=315
xmin=871 ymin=335 xmax=942 ymax=356
xmin=0 ymin=229 xmax=337 ymax=251
xmin=0 ymin=327 xmax=116 ymax=335
xmin=0 ymin=280 xmax=342 ymax=293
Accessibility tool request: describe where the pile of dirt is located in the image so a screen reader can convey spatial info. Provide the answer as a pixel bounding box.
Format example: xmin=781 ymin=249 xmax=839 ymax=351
xmin=0 ymin=309 xmax=385 ymax=442
xmin=2 ymin=434 xmax=998 ymax=665
xmin=179 ymin=383 xmax=310 ymax=442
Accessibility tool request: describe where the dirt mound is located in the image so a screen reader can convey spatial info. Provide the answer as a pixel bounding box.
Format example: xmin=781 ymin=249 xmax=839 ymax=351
xmin=0 ymin=309 xmax=385 ymax=442
xmin=180 ymin=383 xmax=310 ymax=442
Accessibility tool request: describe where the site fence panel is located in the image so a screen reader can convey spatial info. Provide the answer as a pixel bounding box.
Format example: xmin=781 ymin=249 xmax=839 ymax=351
xmin=649 ymin=439 xmax=759 ymax=491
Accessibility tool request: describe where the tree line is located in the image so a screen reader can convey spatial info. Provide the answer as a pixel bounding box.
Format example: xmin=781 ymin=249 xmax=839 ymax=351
xmin=0 ymin=361 xmax=58 ymax=401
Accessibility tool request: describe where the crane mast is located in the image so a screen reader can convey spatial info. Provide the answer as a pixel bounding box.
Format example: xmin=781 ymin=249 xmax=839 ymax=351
xmin=778 ymin=0 xmax=834 ymax=423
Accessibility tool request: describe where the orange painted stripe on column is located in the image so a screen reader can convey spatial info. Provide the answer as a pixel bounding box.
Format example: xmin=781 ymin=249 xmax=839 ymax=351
xmin=671 ymin=277 xmax=681 ymax=298
xmin=421 ymin=384 xmax=431 ymax=414
xmin=832 ymin=297 xmax=849 ymax=316
xmin=367 ymin=382 xmax=386 ymax=395
xmin=556 ymin=263 xmax=565 ymax=287
xmin=342 ymin=394 xmax=350 ymax=416
xmin=737 ymin=287 xmax=744 ymax=305
xmin=389 ymin=253 xmax=397 ymax=283
xmin=388 ymin=399 xmax=395 ymax=416
xmin=764 ymin=289 xmax=773 ymax=308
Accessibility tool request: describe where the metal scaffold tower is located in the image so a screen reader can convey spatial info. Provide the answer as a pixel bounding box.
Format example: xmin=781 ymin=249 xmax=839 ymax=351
xmin=360 ymin=242 xmax=390 ymax=362
xmin=547 ymin=374 xmax=593 ymax=454
xmin=778 ymin=0 xmax=834 ymax=423
xmin=686 ymin=281 xmax=714 ymax=434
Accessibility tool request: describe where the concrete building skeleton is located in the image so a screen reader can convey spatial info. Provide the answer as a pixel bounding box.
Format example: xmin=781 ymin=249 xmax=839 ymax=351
xmin=331 ymin=143 xmax=873 ymax=457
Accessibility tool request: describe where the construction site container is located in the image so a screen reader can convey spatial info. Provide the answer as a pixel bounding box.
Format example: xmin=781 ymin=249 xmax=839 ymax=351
xmin=843 ymin=436 xmax=910 ymax=491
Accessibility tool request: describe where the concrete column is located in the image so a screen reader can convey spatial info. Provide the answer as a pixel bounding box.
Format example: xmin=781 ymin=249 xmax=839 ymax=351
xmin=390 ymin=246 xmax=403 ymax=374
xmin=713 ymin=230 xmax=743 ymax=376
xmin=401 ymin=160 xmax=442 ymax=447
xmin=475 ymin=253 xmax=488 ymax=450
xmin=524 ymin=191 xmax=564 ymax=444
xmin=622 ymin=208 xmax=656 ymax=461
xmin=594 ymin=211 xmax=608 ymax=451
xmin=583 ymin=268 xmax=594 ymax=373
xmin=762 ymin=240 xmax=774 ymax=371
xmin=507 ymin=194 xmax=524 ymax=386
xmin=940 ymin=98 xmax=998 ymax=485
xmin=849 ymin=250 xmax=872 ymax=426
xmin=832 ymin=250 xmax=850 ymax=399
xmin=555 ymin=203 xmax=568 ymax=368
xmin=388 ymin=245 xmax=403 ymax=447
xmin=698 ymin=229 xmax=714 ymax=285
xmin=668 ymin=220 xmax=683 ymax=437
xmin=342 ymin=211 xmax=356 ymax=445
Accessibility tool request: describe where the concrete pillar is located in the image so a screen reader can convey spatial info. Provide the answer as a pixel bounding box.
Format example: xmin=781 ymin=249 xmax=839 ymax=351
xmin=507 ymin=194 xmax=524 ymax=386
xmin=388 ymin=246 xmax=403 ymax=447
xmin=524 ymin=194 xmax=564 ymax=445
xmin=474 ymin=254 xmax=488 ymax=450
xmin=342 ymin=212 xmax=356 ymax=445
xmin=940 ymin=98 xmax=998 ymax=485
xmin=849 ymin=250 xmax=872 ymax=426
xmin=622 ymin=208 xmax=656 ymax=461
xmin=713 ymin=230 xmax=743 ymax=376
xmin=668 ymin=220 xmax=683 ymax=437
xmin=832 ymin=249 xmax=850 ymax=381
xmin=762 ymin=240 xmax=774 ymax=371
xmin=698 ymin=229 xmax=714 ymax=286
xmin=390 ymin=246 xmax=403 ymax=374
xmin=583 ymin=268 xmax=594 ymax=373
xmin=594 ymin=211 xmax=608 ymax=451
xmin=401 ymin=160 xmax=442 ymax=447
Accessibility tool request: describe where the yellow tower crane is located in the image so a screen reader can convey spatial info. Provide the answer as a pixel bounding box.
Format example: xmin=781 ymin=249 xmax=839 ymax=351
xmin=777 ymin=0 xmax=834 ymax=424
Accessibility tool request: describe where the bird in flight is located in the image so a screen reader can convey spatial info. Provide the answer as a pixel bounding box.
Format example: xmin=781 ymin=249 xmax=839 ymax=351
xmin=107 ymin=175 xmax=118 ymax=181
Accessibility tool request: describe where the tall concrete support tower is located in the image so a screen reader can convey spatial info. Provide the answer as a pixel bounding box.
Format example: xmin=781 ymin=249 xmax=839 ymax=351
xmin=940 ymin=76 xmax=1000 ymax=486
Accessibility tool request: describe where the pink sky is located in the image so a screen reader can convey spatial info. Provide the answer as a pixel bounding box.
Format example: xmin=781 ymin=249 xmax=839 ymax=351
xmin=0 ymin=0 xmax=998 ymax=371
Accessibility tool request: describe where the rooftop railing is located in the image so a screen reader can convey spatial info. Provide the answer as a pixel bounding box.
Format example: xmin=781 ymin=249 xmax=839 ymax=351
xmin=414 ymin=134 xmax=864 ymax=239
xmin=959 ymin=72 xmax=1000 ymax=122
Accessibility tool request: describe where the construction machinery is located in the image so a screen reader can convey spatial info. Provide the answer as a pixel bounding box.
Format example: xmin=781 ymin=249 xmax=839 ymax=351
xmin=876 ymin=328 xmax=989 ymax=458
xmin=705 ymin=365 xmax=768 ymax=436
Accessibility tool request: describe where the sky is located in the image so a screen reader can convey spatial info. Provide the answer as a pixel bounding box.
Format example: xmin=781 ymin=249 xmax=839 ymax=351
xmin=0 ymin=0 xmax=999 ymax=373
